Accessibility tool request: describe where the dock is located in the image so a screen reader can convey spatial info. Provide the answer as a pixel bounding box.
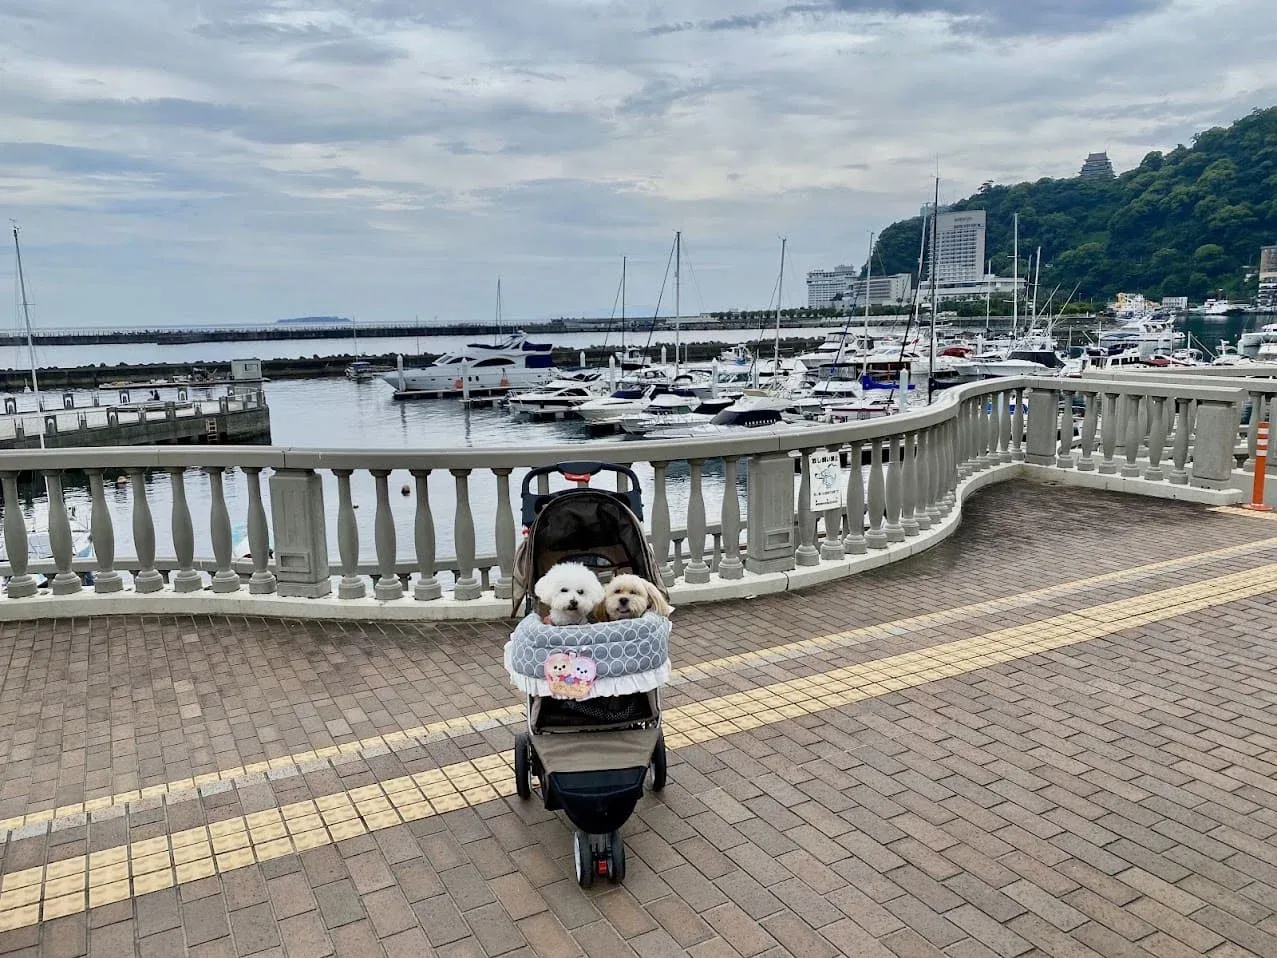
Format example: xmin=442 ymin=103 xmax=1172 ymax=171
xmin=0 ymin=389 xmax=271 ymax=449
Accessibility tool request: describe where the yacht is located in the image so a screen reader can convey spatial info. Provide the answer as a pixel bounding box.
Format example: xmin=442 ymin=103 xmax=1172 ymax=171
xmin=380 ymin=331 xmax=555 ymax=394
xmin=1198 ymin=298 xmax=1246 ymax=317
xmin=345 ymin=360 xmax=392 ymax=383
xmin=1097 ymin=317 xmax=1178 ymax=358
xmin=619 ymin=393 xmax=736 ymax=436
xmin=643 ymin=395 xmax=799 ymax=440
xmin=1213 ymin=343 xmax=1254 ymax=366
xmin=796 ymin=331 xmax=873 ymax=370
xmin=505 ymin=376 xmax=606 ymax=416
xmin=1238 ymin=324 xmax=1277 ymax=358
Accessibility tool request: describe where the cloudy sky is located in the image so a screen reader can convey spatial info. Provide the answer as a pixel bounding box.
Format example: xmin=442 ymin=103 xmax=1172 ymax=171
xmin=1 ymin=0 xmax=1273 ymax=328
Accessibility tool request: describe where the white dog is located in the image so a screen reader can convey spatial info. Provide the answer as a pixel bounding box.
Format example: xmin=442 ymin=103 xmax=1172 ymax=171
xmin=595 ymin=573 xmax=673 ymax=622
xmin=534 ymin=562 xmax=606 ymax=626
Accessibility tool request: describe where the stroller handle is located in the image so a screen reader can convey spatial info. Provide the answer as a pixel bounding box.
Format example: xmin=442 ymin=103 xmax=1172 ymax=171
xmin=521 ymin=462 xmax=643 ymax=526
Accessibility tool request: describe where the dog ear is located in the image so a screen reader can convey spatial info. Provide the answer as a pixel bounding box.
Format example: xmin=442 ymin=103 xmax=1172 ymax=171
xmin=644 ymin=580 xmax=673 ymax=616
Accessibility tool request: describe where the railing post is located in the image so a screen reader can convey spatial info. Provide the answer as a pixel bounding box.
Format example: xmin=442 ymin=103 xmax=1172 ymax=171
xmin=1076 ymin=391 xmax=1099 ymax=472
xmin=1 ymin=473 xmax=37 ymax=598
xmin=244 ymin=467 xmax=276 ymax=594
xmin=269 ymin=467 xmax=331 ymax=598
xmin=1189 ymin=398 xmax=1238 ymax=489
xmin=451 ymin=468 xmax=482 ymax=600
xmin=43 ymin=470 xmax=82 ymax=595
xmin=844 ymin=442 xmax=866 ymax=554
xmin=1011 ymin=387 xmax=1026 ymax=461
xmin=1169 ymin=400 xmax=1192 ymax=485
xmin=795 ymin=450 xmax=820 ymax=566
xmin=493 ymin=468 xmax=516 ymax=599
xmin=865 ymin=439 xmax=887 ymax=549
xmin=915 ymin=429 xmax=933 ymax=531
xmin=169 ymin=468 xmax=203 ymax=593
xmin=884 ymin=435 xmax=904 ymax=543
xmin=684 ymin=459 xmax=712 ymax=582
xmin=371 ymin=470 xmax=403 ymax=600
xmin=957 ymin=399 xmax=973 ymax=477
xmin=983 ymin=393 xmax=999 ymax=466
xmin=411 ymin=470 xmax=443 ymax=600
xmin=1122 ymin=395 xmax=1143 ymax=478
xmin=89 ymin=470 xmax=123 ymax=593
xmin=651 ymin=461 xmax=675 ymax=585
xmin=207 ymin=467 xmax=240 ymax=593
xmin=1099 ymin=392 xmax=1118 ymax=474
xmin=1056 ymin=390 xmax=1075 ymax=469
xmin=1246 ymin=392 xmax=1264 ymax=467
xmin=820 ymin=445 xmax=845 ymax=561
xmin=1025 ymin=386 xmax=1058 ymax=465
xmin=900 ymin=433 xmax=920 ymax=537
xmin=998 ymin=390 xmax=1012 ymax=462
xmin=334 ymin=470 xmax=365 ymax=599
xmin=718 ymin=457 xmax=744 ymax=579
xmin=1145 ymin=395 xmax=1168 ymax=482
xmin=130 ymin=468 xmax=165 ymax=594
xmin=746 ymin=452 xmax=797 ymax=573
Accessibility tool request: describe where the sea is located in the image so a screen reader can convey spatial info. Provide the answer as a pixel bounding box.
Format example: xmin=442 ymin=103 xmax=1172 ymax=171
xmin=0 ymin=313 xmax=1264 ymax=573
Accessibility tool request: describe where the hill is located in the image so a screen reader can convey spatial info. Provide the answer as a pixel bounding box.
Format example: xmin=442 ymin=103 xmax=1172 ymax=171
xmin=871 ymin=107 xmax=1277 ymax=304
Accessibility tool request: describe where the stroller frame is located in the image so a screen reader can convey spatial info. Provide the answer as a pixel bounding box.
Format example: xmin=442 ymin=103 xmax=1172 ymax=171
xmin=509 ymin=461 xmax=668 ymax=887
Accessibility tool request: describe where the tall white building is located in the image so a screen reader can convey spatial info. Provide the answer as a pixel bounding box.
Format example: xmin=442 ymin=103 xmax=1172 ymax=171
xmin=806 ymin=268 xmax=913 ymax=309
xmin=927 ymin=210 xmax=986 ymax=285
xmin=1259 ymin=245 xmax=1277 ymax=311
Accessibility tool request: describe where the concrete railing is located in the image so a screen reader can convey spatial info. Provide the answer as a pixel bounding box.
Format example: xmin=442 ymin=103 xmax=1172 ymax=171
xmin=0 ymin=372 xmax=1264 ymax=620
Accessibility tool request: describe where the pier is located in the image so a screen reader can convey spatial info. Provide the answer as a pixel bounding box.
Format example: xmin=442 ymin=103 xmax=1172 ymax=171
xmin=0 ymin=367 xmax=1276 ymax=955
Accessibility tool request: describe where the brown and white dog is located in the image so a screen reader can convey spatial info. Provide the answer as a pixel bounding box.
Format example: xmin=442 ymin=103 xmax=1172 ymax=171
xmin=594 ymin=574 xmax=673 ymax=622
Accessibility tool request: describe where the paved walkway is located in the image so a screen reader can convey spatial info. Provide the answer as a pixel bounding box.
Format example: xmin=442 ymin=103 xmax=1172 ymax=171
xmin=1 ymin=480 xmax=1277 ymax=956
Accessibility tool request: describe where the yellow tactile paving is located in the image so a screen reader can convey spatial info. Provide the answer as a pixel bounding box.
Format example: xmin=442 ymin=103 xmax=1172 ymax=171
xmin=1212 ymin=505 xmax=1277 ymax=521
xmin=4 ymin=532 xmax=1274 ymax=840
xmin=0 ymin=562 xmax=1271 ymax=931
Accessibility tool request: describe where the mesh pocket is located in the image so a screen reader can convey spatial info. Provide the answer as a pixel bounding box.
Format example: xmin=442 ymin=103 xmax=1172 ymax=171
xmin=536 ymin=693 xmax=653 ymax=729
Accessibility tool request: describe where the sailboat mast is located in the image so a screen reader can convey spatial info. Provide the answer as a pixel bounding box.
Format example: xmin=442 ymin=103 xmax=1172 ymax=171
xmin=774 ymin=237 xmax=786 ymax=370
xmin=621 ymin=255 xmax=627 ymax=354
xmin=863 ymin=232 xmax=873 ymax=373
xmin=928 ymin=175 xmax=939 ymax=404
xmin=495 ymin=277 xmax=502 ymax=343
xmin=1012 ymin=213 xmax=1019 ymax=341
xmin=11 ymin=224 xmax=45 ymax=450
xmin=674 ymin=231 xmax=682 ymax=376
xmin=1031 ymin=246 xmax=1042 ymax=327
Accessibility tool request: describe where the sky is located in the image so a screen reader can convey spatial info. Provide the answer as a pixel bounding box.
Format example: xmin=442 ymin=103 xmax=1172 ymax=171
xmin=1 ymin=0 xmax=1274 ymax=329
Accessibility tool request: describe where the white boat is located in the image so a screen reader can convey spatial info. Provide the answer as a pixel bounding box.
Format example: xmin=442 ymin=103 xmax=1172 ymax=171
xmin=345 ymin=360 xmax=392 ymax=382
xmin=576 ymin=386 xmax=665 ymax=426
xmin=1213 ymin=343 xmax=1254 ymax=366
xmin=1237 ymin=323 xmax=1277 ymax=358
xmin=619 ymin=394 xmax=735 ymax=436
xmin=1 ymin=508 xmax=93 ymax=582
xmin=1198 ymin=298 xmax=1245 ymax=316
xmin=644 ymin=395 xmax=800 ymax=440
xmin=380 ymin=331 xmax=555 ymax=394
xmin=505 ymin=377 xmax=605 ymax=416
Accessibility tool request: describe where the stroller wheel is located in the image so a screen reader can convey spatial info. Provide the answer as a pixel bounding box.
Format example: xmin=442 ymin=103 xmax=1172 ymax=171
xmin=514 ymin=733 xmax=532 ymax=800
xmin=573 ymin=830 xmax=594 ymax=888
xmin=607 ymin=831 xmax=626 ymax=883
xmin=649 ymin=733 xmax=668 ymax=792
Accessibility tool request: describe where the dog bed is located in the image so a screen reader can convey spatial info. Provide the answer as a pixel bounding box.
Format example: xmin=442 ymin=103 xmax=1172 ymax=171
xmin=504 ymin=612 xmax=672 ymax=701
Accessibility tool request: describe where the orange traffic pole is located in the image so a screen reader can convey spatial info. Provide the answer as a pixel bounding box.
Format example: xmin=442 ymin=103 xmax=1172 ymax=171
xmin=1244 ymin=421 xmax=1274 ymax=511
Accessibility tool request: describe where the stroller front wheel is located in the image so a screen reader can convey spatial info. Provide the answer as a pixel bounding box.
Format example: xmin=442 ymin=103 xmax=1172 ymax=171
xmin=514 ymin=733 xmax=533 ymax=800
xmin=573 ymin=830 xmax=594 ymax=888
xmin=649 ymin=733 xmax=667 ymax=792
xmin=607 ymin=830 xmax=626 ymax=883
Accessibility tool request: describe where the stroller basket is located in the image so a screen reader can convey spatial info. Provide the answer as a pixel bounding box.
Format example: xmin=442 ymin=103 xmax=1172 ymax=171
xmin=534 ymin=692 xmax=657 ymax=732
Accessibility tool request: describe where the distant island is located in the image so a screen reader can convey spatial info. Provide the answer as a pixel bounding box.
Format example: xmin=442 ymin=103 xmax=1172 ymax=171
xmin=871 ymin=106 xmax=1277 ymax=305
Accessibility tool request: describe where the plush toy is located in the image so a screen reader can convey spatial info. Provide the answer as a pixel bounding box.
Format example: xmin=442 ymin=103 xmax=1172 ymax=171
xmin=544 ymin=651 xmax=597 ymax=700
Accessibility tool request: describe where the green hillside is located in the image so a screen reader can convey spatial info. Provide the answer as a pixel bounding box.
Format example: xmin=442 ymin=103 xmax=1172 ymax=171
xmin=872 ymin=106 xmax=1277 ymax=304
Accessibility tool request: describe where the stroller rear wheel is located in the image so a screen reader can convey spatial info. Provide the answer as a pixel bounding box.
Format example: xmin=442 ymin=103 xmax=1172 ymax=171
xmin=514 ymin=733 xmax=533 ymax=800
xmin=573 ymin=830 xmax=594 ymax=888
xmin=649 ymin=733 xmax=667 ymax=792
xmin=607 ymin=830 xmax=626 ymax=883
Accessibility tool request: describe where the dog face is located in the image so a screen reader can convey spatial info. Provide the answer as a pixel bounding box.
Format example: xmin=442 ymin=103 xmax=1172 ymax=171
xmin=534 ymin=562 xmax=605 ymax=625
xmin=544 ymin=652 xmax=574 ymax=682
xmin=597 ymin=574 xmax=673 ymax=621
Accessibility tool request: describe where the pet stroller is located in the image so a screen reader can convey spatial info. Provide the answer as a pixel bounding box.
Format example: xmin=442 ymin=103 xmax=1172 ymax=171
xmin=504 ymin=461 xmax=671 ymax=886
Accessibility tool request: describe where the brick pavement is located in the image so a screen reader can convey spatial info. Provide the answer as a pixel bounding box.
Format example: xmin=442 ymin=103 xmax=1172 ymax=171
xmin=0 ymin=480 xmax=1276 ymax=955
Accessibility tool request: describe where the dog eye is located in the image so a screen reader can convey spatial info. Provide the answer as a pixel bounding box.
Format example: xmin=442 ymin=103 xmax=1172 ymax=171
xmin=560 ymin=587 xmax=568 ymax=593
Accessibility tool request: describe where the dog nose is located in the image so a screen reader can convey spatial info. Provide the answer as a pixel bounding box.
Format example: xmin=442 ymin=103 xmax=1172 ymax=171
xmin=568 ymin=599 xmax=578 ymax=610
xmin=618 ymin=597 xmax=628 ymax=606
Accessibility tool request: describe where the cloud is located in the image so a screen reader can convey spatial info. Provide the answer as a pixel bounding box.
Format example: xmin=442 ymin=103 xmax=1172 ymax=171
xmin=0 ymin=0 xmax=1271 ymax=327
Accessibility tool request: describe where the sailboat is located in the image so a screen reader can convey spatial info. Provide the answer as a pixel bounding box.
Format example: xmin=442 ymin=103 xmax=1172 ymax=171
xmin=1 ymin=224 xmax=92 ymax=578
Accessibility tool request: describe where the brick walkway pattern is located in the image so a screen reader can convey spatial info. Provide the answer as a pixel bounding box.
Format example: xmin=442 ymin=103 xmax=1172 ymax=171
xmin=0 ymin=480 xmax=1276 ymax=956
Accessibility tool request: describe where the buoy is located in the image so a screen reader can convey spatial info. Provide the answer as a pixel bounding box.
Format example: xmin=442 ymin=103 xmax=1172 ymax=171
xmin=400 ymin=484 xmax=411 ymax=497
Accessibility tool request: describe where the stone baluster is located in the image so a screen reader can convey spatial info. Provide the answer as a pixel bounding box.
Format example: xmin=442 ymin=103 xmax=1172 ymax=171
xmin=900 ymin=434 xmax=920 ymax=537
xmin=1098 ymin=393 xmax=1118 ymax=474
xmin=719 ymin=457 xmax=744 ymax=578
xmin=884 ymin=435 xmax=905 ymax=542
xmin=1247 ymin=392 xmax=1266 ymax=466
xmin=169 ymin=468 xmax=202 ymax=592
xmin=795 ymin=450 xmax=820 ymax=565
xmin=998 ymin=391 xmax=1012 ymax=462
xmin=1076 ymin=392 xmax=1099 ymax=472
xmin=1 ymin=473 xmax=37 ymax=598
xmin=925 ymin=427 xmax=943 ymax=523
xmin=207 ymin=467 xmax=240 ymax=593
xmin=130 ymin=468 xmax=164 ymax=593
xmin=651 ymin=461 xmax=674 ymax=586
xmin=915 ymin=430 xmax=933 ymax=531
xmin=957 ymin=401 xmax=972 ymax=477
xmin=685 ymin=459 xmax=712 ymax=582
xmin=334 ymin=470 xmax=366 ymax=599
xmin=865 ymin=439 xmax=888 ymax=549
xmin=87 ymin=471 xmax=123 ymax=594
xmin=493 ymin=468 xmax=516 ymax=599
xmin=1169 ymin=400 xmax=1193 ymax=485
xmin=947 ymin=417 xmax=960 ymax=509
xmin=411 ymin=470 xmax=442 ymax=600
xmin=1144 ymin=396 xmax=1168 ymax=482
xmin=844 ymin=442 xmax=866 ymax=554
xmin=43 ymin=471 xmax=82 ymax=595
xmin=452 ymin=468 xmax=482 ymax=599
xmin=972 ymin=397 xmax=986 ymax=467
xmin=244 ymin=467 xmax=276 ymax=594
xmin=371 ymin=470 xmax=402 ymax=600
xmin=1057 ymin=390 xmax=1075 ymax=468
xmin=1011 ymin=387 xmax=1026 ymax=460
xmin=1121 ymin=395 xmax=1143 ymax=477
xmin=820 ymin=446 xmax=846 ymax=560
xmin=984 ymin=393 xmax=999 ymax=466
